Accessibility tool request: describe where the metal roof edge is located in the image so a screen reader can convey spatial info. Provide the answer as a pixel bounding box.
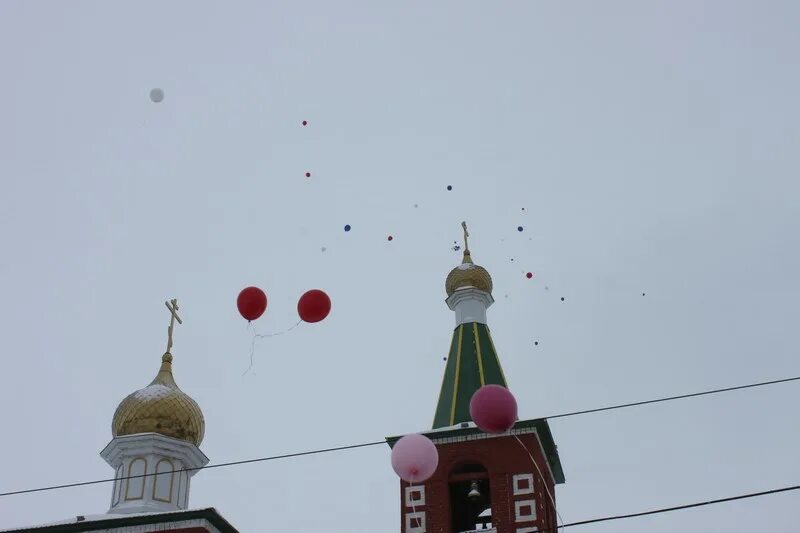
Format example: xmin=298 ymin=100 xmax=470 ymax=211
xmin=0 ymin=507 xmax=239 ymax=533
xmin=386 ymin=417 xmax=565 ymax=485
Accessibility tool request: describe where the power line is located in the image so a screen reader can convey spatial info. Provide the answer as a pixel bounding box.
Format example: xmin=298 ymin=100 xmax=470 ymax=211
xmin=537 ymin=484 xmax=800 ymax=531
xmin=0 ymin=375 xmax=797 ymax=499
xmin=545 ymin=375 xmax=800 ymax=420
xmin=0 ymin=441 xmax=385 ymax=498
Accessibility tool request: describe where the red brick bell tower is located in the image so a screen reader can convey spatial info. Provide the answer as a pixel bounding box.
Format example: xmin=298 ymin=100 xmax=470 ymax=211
xmin=387 ymin=223 xmax=565 ymax=533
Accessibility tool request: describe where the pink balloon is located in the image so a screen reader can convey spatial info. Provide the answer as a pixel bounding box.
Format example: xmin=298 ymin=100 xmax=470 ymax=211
xmin=391 ymin=434 xmax=439 ymax=483
xmin=470 ymin=384 xmax=518 ymax=434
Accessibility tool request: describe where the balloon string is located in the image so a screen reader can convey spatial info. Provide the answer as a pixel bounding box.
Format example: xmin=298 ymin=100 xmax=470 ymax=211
xmin=512 ymin=433 xmax=565 ymax=532
xmin=242 ymin=320 xmax=303 ymax=376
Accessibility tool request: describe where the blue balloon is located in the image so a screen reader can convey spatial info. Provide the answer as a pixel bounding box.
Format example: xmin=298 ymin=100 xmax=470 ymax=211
xmin=517 ymin=226 xmax=523 ymax=232
xmin=344 ymin=224 xmax=351 ymax=232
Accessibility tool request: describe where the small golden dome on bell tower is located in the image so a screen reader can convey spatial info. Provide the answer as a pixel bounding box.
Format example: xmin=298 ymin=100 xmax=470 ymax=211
xmin=111 ymin=351 xmax=205 ymax=446
xmin=445 ymin=221 xmax=493 ymax=296
xmin=111 ymin=299 xmax=205 ymax=446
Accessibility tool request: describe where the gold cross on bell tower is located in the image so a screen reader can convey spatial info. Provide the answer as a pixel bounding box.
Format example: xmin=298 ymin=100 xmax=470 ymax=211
xmin=164 ymin=298 xmax=183 ymax=354
xmin=461 ymin=221 xmax=470 ymax=253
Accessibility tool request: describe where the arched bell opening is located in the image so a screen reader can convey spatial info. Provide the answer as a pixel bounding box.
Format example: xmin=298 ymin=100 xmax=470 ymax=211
xmin=449 ymin=463 xmax=492 ymax=532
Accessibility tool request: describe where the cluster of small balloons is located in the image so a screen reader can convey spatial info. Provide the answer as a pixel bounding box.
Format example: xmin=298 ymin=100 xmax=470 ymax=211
xmin=390 ymin=384 xmax=517 ymax=483
xmin=236 ymin=286 xmax=332 ymax=323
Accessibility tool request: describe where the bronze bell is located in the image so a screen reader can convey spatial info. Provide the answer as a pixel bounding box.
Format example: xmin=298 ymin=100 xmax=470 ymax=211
xmin=468 ymin=480 xmax=481 ymax=501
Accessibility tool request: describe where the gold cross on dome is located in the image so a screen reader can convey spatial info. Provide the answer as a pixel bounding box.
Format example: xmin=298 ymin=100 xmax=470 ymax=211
xmin=461 ymin=221 xmax=470 ymax=252
xmin=164 ymin=299 xmax=183 ymax=354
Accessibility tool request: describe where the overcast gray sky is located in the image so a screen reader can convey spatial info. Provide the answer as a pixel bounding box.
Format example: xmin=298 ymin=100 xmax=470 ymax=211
xmin=1 ymin=1 xmax=798 ymax=531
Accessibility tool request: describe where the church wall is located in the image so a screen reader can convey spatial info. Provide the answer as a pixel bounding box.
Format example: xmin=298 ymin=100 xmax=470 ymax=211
xmin=400 ymin=432 xmax=557 ymax=533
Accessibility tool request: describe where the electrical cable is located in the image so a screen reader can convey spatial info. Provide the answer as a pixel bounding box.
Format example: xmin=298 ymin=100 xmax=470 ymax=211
xmin=545 ymin=375 xmax=800 ymax=421
xmin=0 ymin=375 xmax=796 ymax=499
xmin=535 ymin=484 xmax=800 ymax=531
xmin=0 ymin=441 xmax=384 ymax=498
xmin=513 ymin=433 xmax=565 ymax=531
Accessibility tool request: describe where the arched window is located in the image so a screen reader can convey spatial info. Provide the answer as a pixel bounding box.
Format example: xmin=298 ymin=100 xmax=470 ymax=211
xmin=125 ymin=457 xmax=147 ymax=501
xmin=449 ymin=463 xmax=491 ymax=532
xmin=153 ymin=459 xmax=175 ymax=502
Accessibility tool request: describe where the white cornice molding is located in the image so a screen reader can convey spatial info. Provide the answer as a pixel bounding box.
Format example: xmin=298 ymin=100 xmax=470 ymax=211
xmin=100 ymin=433 xmax=208 ymax=471
xmin=99 ymin=433 xmax=210 ymax=515
xmin=446 ymin=287 xmax=494 ymax=325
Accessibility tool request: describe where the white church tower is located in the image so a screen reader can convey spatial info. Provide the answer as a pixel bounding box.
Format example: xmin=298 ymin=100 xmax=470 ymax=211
xmin=100 ymin=299 xmax=209 ymax=514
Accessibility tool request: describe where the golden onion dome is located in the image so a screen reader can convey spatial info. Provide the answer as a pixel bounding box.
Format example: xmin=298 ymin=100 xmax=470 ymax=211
xmin=445 ymin=249 xmax=493 ymax=296
xmin=112 ymin=352 xmax=205 ymax=446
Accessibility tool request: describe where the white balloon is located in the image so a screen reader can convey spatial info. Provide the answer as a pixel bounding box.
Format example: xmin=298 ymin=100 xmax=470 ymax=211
xmin=149 ymin=88 xmax=164 ymax=103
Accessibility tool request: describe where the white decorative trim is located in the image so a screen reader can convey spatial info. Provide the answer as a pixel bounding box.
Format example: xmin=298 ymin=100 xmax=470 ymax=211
xmin=125 ymin=457 xmax=147 ymax=501
xmin=405 ymin=485 xmax=426 ymax=507
xmin=101 ymin=433 xmax=208 ymax=469
xmin=405 ymin=511 xmax=426 ymax=532
xmin=426 ymin=427 xmax=556 ymax=485
xmin=153 ymin=458 xmax=175 ymax=502
xmin=515 ymin=499 xmax=537 ymax=522
xmin=513 ymin=473 xmax=535 ymax=496
xmin=100 ymin=433 xmax=208 ymax=515
xmin=446 ymin=288 xmax=494 ymax=325
xmin=112 ymin=466 xmax=123 ymax=506
xmin=177 ymin=470 xmax=188 ymax=509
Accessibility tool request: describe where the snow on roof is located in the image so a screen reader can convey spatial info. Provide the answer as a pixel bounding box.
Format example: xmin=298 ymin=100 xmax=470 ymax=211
xmin=0 ymin=508 xmax=213 ymax=532
xmin=130 ymin=383 xmax=172 ymax=398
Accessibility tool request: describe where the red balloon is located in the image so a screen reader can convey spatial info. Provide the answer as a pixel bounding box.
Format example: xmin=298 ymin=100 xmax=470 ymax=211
xmin=469 ymin=385 xmax=518 ymax=434
xmin=237 ymin=287 xmax=267 ymax=321
xmin=298 ymin=289 xmax=331 ymax=323
xmin=526 ymin=272 xmax=533 ymax=279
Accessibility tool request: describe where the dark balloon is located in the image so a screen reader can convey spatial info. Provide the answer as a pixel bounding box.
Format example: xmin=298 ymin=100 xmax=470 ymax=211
xmin=518 ymin=226 xmax=523 ymax=232
xmin=237 ymin=287 xmax=267 ymax=321
xmin=344 ymin=224 xmax=351 ymax=232
xmin=297 ymin=289 xmax=332 ymax=323
xmin=447 ymin=185 xmax=452 ymax=191
xmin=305 ymin=172 xmax=311 ymax=178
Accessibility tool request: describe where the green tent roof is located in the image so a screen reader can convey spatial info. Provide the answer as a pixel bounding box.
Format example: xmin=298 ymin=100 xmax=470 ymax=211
xmin=432 ymin=322 xmax=508 ymax=429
